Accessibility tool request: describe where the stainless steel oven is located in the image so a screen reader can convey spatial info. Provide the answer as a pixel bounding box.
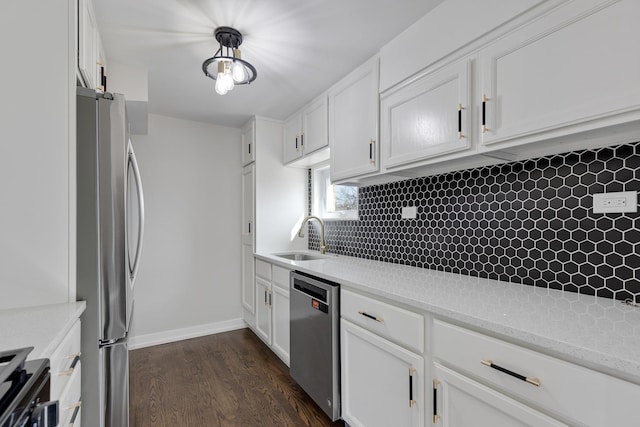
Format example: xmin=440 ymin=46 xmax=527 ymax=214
xmin=290 ymin=271 xmax=340 ymax=421
xmin=0 ymin=348 xmax=58 ymax=427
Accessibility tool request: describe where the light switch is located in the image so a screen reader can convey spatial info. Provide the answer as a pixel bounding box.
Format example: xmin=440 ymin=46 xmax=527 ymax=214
xmin=401 ymin=206 xmax=417 ymax=219
xmin=593 ymin=191 xmax=638 ymax=214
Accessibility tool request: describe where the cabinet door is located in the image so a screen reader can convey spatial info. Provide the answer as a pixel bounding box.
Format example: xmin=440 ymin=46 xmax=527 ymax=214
xmin=241 ymin=164 xmax=254 ymax=246
xmin=271 ymin=285 xmax=290 ymax=366
xmin=479 ymin=0 xmax=640 ymax=148
xmin=241 ymin=244 xmax=255 ymax=313
xmin=302 ymin=95 xmax=328 ymax=154
xmin=433 ymin=363 xmax=566 ymax=427
xmin=95 ymin=31 xmax=106 ymax=92
xmin=329 ymin=57 xmax=380 ymax=182
xmin=241 ymin=165 xmax=255 ymax=313
xmin=255 ymin=277 xmax=272 ymax=344
xmin=78 ymin=0 xmax=97 ymax=88
xmin=341 ymin=319 xmax=423 ymax=427
xmin=242 ymin=120 xmax=255 ymax=165
xmin=283 ymin=113 xmax=302 ymax=164
xmin=381 ymin=59 xmax=472 ymax=170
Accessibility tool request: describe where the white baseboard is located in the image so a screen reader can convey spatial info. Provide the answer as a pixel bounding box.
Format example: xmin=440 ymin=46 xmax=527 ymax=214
xmin=128 ymin=318 xmax=247 ymax=350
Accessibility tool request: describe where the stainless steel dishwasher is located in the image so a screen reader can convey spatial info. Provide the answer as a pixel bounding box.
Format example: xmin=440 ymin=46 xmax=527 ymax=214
xmin=290 ymin=271 xmax=340 ymax=421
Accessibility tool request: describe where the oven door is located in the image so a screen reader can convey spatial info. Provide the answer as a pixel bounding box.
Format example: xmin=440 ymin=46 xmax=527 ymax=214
xmin=0 ymin=359 xmax=57 ymax=427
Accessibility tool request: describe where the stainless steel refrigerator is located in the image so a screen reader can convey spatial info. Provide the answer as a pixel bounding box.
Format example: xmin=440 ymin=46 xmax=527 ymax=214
xmin=76 ymin=87 xmax=145 ymax=427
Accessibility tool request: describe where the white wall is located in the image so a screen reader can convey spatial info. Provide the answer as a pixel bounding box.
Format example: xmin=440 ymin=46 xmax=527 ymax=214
xmin=0 ymin=0 xmax=75 ymax=309
xmin=128 ymin=114 xmax=244 ymax=348
xmin=255 ymin=117 xmax=308 ymax=253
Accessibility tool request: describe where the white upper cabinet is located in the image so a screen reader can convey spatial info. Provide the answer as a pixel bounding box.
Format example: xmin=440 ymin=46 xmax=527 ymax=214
xmin=379 ymin=0 xmax=551 ymax=92
xmin=381 ymin=58 xmax=473 ymax=171
xmin=283 ymin=112 xmax=303 ymax=164
xmin=95 ymin=31 xmax=107 ymax=92
xmin=78 ymin=0 xmax=97 ymax=88
xmin=302 ymin=95 xmax=328 ymax=155
xmin=283 ymin=95 xmax=329 ymax=166
xmin=78 ymin=0 xmax=108 ymax=90
xmin=329 ymin=56 xmax=380 ymax=182
xmin=479 ymin=0 xmax=640 ymax=150
xmin=241 ymin=119 xmax=255 ymax=165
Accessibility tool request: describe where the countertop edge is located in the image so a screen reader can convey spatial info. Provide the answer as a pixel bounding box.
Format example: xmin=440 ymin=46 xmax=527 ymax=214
xmin=0 ymin=301 xmax=87 ymax=360
xmin=255 ymin=252 xmax=640 ymax=385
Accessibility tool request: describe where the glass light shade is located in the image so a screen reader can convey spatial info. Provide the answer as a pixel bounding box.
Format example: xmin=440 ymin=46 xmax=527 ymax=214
xmin=231 ymin=61 xmax=247 ymax=83
xmin=220 ymin=68 xmax=235 ymax=92
xmin=214 ymin=62 xmax=236 ymax=95
xmin=215 ymin=71 xmax=227 ymax=94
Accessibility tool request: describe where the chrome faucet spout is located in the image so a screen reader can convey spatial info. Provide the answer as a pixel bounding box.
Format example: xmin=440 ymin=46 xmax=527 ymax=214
xmin=298 ymin=215 xmax=328 ymax=254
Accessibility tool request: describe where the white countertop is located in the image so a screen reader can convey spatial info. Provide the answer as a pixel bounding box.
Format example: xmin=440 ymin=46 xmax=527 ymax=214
xmin=0 ymin=302 xmax=86 ymax=359
xmin=256 ymin=251 xmax=640 ymax=384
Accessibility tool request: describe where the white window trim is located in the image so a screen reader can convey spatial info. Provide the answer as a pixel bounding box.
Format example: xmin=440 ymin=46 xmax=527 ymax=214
xmin=312 ymin=162 xmax=358 ymax=220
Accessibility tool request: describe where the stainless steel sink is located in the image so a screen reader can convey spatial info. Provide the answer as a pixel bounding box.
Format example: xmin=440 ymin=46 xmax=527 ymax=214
xmin=273 ymin=252 xmax=327 ymax=261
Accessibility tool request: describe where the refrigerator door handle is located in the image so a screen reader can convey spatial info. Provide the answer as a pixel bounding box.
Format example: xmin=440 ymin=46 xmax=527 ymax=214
xmin=127 ymin=142 xmax=145 ymax=286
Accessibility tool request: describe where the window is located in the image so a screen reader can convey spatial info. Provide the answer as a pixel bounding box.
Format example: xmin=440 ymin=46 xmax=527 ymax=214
xmin=312 ymin=163 xmax=358 ymax=220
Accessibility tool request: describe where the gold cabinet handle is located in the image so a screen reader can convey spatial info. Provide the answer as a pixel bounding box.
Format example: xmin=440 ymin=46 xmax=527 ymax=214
xmin=67 ymin=401 xmax=82 ymax=426
xmin=409 ymin=367 xmax=417 ymax=408
xmin=369 ymin=139 xmax=375 ymax=164
xmin=481 ymin=94 xmax=489 ymax=133
xmin=56 ymin=354 xmax=81 ymax=376
xmin=358 ymin=311 xmax=383 ymax=322
xmin=457 ymin=104 xmax=465 ymax=139
xmin=481 ymin=359 xmax=540 ymax=387
xmin=433 ymin=379 xmax=440 ymax=423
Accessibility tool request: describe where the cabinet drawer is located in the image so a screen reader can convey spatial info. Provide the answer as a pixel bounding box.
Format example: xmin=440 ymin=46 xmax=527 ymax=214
xmin=341 ymin=289 xmax=424 ymax=353
xmin=433 ymin=320 xmax=640 ymax=427
xmin=49 ymin=320 xmax=81 ymax=399
xmin=255 ymin=259 xmax=272 ymax=281
xmin=272 ymin=266 xmax=290 ymax=290
xmin=58 ymin=362 xmax=82 ymax=427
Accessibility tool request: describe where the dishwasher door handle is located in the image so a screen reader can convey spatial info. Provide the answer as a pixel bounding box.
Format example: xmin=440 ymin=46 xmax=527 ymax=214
xmin=293 ymin=281 xmax=327 ymax=303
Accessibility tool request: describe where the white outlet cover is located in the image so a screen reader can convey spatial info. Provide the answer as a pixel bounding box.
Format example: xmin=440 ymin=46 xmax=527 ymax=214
xmin=593 ymin=191 xmax=638 ymax=214
xmin=401 ymin=206 xmax=417 ymax=219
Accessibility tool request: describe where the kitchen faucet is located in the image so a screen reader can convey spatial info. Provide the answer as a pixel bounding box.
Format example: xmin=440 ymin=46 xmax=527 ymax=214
xmin=298 ymin=215 xmax=328 ymax=254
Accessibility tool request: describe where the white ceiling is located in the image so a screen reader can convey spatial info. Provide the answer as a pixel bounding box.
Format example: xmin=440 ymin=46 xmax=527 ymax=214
xmin=94 ymin=0 xmax=444 ymax=128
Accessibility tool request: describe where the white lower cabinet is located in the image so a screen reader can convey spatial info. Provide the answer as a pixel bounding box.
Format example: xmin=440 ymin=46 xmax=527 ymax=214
xmin=255 ymin=276 xmax=272 ymax=344
xmin=254 ymin=259 xmax=291 ymax=365
xmin=432 ymin=319 xmax=640 ymax=427
xmin=340 ymin=288 xmax=424 ymax=427
xmin=341 ymin=320 xmax=423 ymax=427
xmin=49 ymin=320 xmax=82 ymax=426
xmin=433 ymin=363 xmax=565 ymax=427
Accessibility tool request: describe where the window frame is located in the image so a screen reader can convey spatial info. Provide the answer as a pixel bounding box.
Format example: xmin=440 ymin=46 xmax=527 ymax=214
xmin=311 ymin=162 xmax=359 ymax=220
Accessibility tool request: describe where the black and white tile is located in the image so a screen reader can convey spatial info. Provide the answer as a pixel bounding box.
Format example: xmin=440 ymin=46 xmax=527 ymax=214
xmin=309 ymin=141 xmax=640 ymax=302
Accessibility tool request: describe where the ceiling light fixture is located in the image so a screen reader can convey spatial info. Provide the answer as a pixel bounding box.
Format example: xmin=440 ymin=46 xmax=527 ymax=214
xmin=202 ymin=27 xmax=257 ymax=95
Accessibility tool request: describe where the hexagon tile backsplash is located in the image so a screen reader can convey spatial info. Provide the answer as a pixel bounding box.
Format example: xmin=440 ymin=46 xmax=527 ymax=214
xmin=308 ymin=141 xmax=640 ymax=302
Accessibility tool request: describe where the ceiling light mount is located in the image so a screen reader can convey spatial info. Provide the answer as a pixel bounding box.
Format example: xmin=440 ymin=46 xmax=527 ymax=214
xmin=214 ymin=26 xmax=243 ymax=49
xmin=202 ymin=26 xmax=257 ymax=95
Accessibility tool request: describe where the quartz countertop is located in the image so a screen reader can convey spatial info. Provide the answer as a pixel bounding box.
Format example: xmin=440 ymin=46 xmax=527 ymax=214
xmin=0 ymin=302 xmax=86 ymax=359
xmin=256 ymin=251 xmax=640 ymax=384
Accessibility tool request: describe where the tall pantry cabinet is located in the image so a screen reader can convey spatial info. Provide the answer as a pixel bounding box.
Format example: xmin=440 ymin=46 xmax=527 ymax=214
xmin=0 ymin=0 xmax=77 ymax=309
xmin=241 ymin=117 xmax=307 ymax=329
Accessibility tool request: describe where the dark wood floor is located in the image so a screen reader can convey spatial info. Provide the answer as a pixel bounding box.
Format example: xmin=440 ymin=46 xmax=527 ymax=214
xmin=130 ymin=328 xmax=345 ymax=427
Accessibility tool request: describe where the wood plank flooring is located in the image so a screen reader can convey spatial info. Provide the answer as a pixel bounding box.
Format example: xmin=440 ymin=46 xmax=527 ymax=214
xmin=130 ymin=328 xmax=345 ymax=427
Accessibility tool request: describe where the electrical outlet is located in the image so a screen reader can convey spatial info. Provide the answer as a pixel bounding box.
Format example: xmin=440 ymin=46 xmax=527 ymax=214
xmin=401 ymin=206 xmax=417 ymax=219
xmin=593 ymin=191 xmax=638 ymax=214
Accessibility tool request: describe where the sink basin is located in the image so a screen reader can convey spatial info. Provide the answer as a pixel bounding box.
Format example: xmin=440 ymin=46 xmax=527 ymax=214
xmin=273 ymin=252 xmax=327 ymax=261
